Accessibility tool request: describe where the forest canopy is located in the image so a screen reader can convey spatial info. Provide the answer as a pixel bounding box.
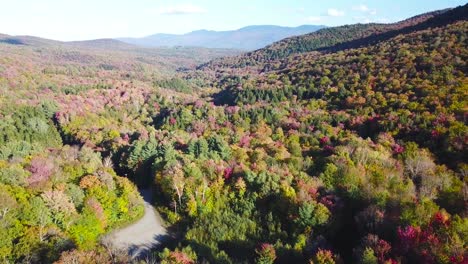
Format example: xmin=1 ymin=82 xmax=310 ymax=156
xmin=0 ymin=3 xmax=466 ymax=264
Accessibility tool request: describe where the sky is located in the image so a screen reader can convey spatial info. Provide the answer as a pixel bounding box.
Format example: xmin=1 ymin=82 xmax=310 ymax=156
xmin=0 ymin=0 xmax=465 ymax=41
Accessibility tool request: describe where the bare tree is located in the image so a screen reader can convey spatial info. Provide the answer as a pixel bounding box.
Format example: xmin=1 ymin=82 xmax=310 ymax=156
xmin=0 ymin=192 xmax=17 ymax=221
xmin=173 ymin=173 xmax=185 ymax=209
xmin=103 ymin=156 xmax=114 ymax=168
xmin=142 ymin=253 xmax=159 ymax=264
xmin=405 ymin=154 xmax=435 ymax=180
xmin=37 ymin=209 xmax=50 ymax=242
xmin=404 ymin=151 xmax=445 ymax=199
xmin=101 ymin=235 xmax=130 ymax=263
xmin=166 ymin=162 xmax=185 ymax=209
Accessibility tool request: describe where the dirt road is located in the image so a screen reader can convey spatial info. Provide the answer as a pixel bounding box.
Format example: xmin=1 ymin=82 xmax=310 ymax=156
xmin=108 ymin=189 xmax=168 ymax=258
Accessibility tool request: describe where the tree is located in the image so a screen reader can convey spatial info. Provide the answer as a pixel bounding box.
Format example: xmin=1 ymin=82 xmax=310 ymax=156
xmin=68 ymin=208 xmax=104 ymax=250
xmin=188 ymin=138 xmax=209 ymax=159
xmin=295 ymin=201 xmax=330 ymax=230
xmin=319 ymin=163 xmax=338 ymax=190
xmin=41 ymin=190 xmax=76 ymax=228
xmin=27 ymin=157 xmax=55 ymax=186
xmin=0 ymin=189 xmax=17 ymax=221
xmin=404 ymin=149 xmax=453 ymax=199
xmin=163 ymin=162 xmax=186 ymax=211
xmin=208 ymin=136 xmax=231 ymax=160
xmin=28 ymin=197 xmax=52 ymax=242
xmin=255 ymin=243 xmax=276 ymax=264
xmin=405 ymin=150 xmax=435 ymax=179
xmin=311 ymin=249 xmax=336 ymax=264
xmin=360 ymin=248 xmax=378 ymax=264
xmin=160 ymin=247 xmax=196 ymax=264
xmin=0 ymin=163 xmax=28 ymax=186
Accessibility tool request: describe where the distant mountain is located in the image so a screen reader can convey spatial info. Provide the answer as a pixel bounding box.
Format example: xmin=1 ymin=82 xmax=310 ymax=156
xmin=118 ymin=25 xmax=326 ymax=50
xmin=0 ymin=33 xmax=241 ymax=77
xmin=66 ymin=38 xmax=138 ymax=50
xmin=0 ymin=34 xmax=61 ymax=46
xmin=0 ymin=34 xmax=140 ymax=51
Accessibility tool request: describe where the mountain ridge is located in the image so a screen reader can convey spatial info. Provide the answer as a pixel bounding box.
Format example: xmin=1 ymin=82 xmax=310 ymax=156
xmin=192 ymin=5 xmax=466 ymax=79
xmin=0 ymin=34 xmax=132 ymax=49
xmin=118 ymin=25 xmax=326 ymax=50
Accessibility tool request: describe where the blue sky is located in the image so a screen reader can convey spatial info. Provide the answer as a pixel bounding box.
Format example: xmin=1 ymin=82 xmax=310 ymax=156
xmin=0 ymin=0 xmax=465 ymax=41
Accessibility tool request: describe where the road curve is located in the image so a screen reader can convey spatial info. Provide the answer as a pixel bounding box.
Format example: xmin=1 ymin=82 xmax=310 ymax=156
xmin=107 ymin=189 xmax=168 ymax=258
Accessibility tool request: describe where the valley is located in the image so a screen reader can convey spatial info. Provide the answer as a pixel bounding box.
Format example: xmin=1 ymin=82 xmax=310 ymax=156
xmin=0 ymin=2 xmax=466 ymax=264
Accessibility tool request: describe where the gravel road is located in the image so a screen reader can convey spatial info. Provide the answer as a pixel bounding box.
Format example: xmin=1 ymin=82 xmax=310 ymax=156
xmin=108 ymin=189 xmax=168 ymax=258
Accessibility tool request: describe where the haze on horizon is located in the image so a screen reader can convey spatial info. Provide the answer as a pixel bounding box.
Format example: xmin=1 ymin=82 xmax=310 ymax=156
xmin=0 ymin=0 xmax=465 ymax=41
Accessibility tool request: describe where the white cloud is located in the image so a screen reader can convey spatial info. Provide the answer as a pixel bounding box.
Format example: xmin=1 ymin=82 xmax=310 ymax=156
xmin=306 ymin=16 xmax=322 ymax=22
xmin=353 ymin=4 xmax=377 ymax=15
xmin=353 ymin=16 xmax=390 ymax=24
xmin=353 ymin=4 xmax=369 ymax=12
xmin=155 ymin=4 xmax=206 ymax=15
xmin=327 ymin=8 xmax=345 ymax=17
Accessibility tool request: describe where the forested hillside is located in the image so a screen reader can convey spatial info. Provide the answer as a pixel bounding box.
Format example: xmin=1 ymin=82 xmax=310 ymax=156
xmin=158 ymin=4 xmax=466 ymax=263
xmin=0 ymin=104 xmax=145 ymax=263
xmin=0 ymin=3 xmax=466 ymax=264
xmin=192 ymin=6 xmax=465 ymax=79
xmin=0 ymin=37 xmax=235 ymax=262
